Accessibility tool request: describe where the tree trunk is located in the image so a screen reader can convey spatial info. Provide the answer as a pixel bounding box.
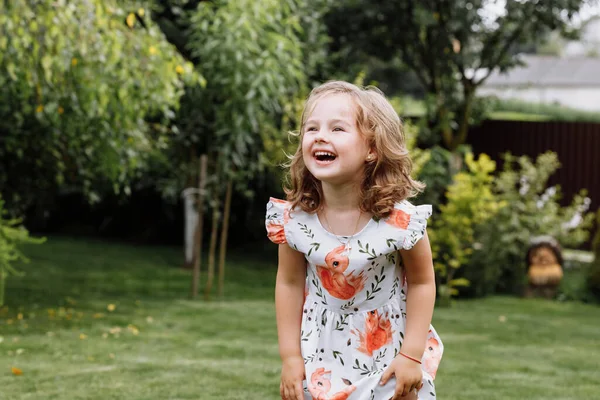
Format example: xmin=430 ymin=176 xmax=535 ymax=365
xmin=190 ymin=155 xmax=208 ymax=299
xmin=0 ymin=269 xmax=5 ymax=307
xmin=452 ymin=84 xmax=475 ymax=151
xmin=437 ymin=103 xmax=454 ymax=150
xmin=217 ymin=179 xmax=233 ymax=298
xmin=204 ymin=194 xmax=220 ymax=301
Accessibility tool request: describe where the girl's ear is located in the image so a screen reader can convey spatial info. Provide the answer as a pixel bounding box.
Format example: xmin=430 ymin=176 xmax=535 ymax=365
xmin=366 ymin=149 xmax=377 ymax=162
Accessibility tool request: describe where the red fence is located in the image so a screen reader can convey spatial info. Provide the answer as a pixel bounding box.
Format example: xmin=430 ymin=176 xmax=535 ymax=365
xmin=468 ymin=120 xmax=599 ymax=248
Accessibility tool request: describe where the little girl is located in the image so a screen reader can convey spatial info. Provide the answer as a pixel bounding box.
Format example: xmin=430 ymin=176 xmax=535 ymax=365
xmin=265 ymin=81 xmax=443 ymax=400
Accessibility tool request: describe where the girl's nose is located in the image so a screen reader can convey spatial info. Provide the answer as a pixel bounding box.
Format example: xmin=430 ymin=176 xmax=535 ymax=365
xmin=314 ymin=129 xmax=328 ymax=143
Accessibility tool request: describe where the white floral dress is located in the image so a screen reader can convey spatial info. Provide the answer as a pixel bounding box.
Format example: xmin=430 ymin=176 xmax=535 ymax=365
xmin=266 ymin=198 xmax=443 ymax=400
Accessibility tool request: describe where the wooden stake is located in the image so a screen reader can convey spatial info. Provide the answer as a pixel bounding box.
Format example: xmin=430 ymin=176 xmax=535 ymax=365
xmin=191 ymin=155 xmax=207 ymax=299
xmin=217 ymin=179 xmax=233 ymax=298
xmin=204 ymin=195 xmax=219 ymax=301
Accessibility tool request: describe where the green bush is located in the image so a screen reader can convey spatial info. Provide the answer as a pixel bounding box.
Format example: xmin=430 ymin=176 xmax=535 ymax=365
xmin=557 ymin=260 xmax=594 ymax=303
xmin=0 ymin=196 xmax=45 ymax=306
xmin=414 ymin=145 xmax=453 ymax=209
xmin=462 ymin=152 xmax=594 ymax=297
xmin=429 ymin=153 xmax=504 ymax=305
xmin=0 ymin=0 xmax=196 ymax=215
xmin=587 ymin=209 xmax=600 ymax=301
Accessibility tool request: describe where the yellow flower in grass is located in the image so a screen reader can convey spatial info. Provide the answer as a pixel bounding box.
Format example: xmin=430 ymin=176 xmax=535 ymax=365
xmin=175 ymin=65 xmax=184 ymax=75
xmin=79 ymin=333 xmax=88 ymax=340
xmin=107 ymin=304 xmax=116 ymax=312
xmin=36 ymin=105 xmax=44 ymax=113
xmin=11 ymin=367 xmax=22 ymax=376
xmin=149 ymin=46 xmax=157 ymax=55
xmin=71 ymin=58 xmax=78 ymax=67
xmin=138 ymin=8 xmax=145 ymax=17
xmin=127 ymin=325 xmax=139 ymax=335
xmin=17 ymin=313 xmax=23 ymax=320
xmin=58 ymin=106 xmax=64 ymax=115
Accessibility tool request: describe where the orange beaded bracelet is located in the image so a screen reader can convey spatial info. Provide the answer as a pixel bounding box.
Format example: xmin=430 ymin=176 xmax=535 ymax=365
xmin=399 ymin=352 xmax=422 ymax=364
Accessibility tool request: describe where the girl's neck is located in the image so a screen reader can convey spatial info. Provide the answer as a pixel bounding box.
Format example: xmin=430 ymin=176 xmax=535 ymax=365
xmin=321 ymin=181 xmax=362 ymax=211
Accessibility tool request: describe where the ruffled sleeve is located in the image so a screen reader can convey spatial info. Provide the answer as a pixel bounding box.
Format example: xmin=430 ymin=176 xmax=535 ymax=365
xmin=265 ymin=197 xmax=291 ymax=244
xmin=385 ymin=200 xmax=432 ymax=250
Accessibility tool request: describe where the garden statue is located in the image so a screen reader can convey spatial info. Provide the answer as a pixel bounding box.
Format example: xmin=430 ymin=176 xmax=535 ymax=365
xmin=524 ymin=236 xmax=564 ymax=299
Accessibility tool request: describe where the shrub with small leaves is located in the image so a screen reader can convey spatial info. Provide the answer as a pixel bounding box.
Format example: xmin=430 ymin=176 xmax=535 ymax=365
xmin=0 ymin=196 xmax=45 ymax=306
xmin=587 ymin=209 xmax=600 ymax=302
xmin=429 ymin=152 xmax=505 ymax=305
xmin=464 ymin=152 xmax=594 ymax=297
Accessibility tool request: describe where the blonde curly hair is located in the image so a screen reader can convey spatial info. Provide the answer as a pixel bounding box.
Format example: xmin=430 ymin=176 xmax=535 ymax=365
xmin=284 ymin=81 xmax=425 ymax=220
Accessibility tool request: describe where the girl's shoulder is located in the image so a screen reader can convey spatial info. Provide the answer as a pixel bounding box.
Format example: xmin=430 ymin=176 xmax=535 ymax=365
xmin=265 ymin=197 xmax=314 ymax=245
xmin=265 ymin=197 xmax=290 ymax=244
xmin=380 ymin=200 xmax=432 ymax=250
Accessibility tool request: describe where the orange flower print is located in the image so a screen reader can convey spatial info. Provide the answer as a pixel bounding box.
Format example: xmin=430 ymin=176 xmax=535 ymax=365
xmin=308 ymin=368 xmax=356 ymax=400
xmin=266 ymin=221 xmax=286 ymax=244
xmin=269 ymin=197 xmax=287 ymax=204
xmin=283 ymin=208 xmax=290 ymax=224
xmin=317 ymin=245 xmax=366 ymax=300
xmin=266 ymin=198 xmax=290 ymax=244
xmin=386 ymin=208 xmax=410 ymax=229
xmin=423 ymin=337 xmax=442 ymax=379
xmin=352 ymin=310 xmax=394 ymax=356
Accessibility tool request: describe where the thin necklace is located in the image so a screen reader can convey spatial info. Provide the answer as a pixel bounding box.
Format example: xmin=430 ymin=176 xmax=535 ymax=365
xmin=321 ymin=208 xmax=363 ymax=254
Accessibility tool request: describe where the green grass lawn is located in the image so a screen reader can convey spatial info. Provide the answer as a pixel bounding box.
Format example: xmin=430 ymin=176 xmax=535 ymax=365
xmin=1 ymin=237 xmax=599 ymax=399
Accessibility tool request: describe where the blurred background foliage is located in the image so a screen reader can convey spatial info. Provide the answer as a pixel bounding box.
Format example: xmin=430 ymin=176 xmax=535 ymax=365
xmin=0 ymin=0 xmax=598 ymax=304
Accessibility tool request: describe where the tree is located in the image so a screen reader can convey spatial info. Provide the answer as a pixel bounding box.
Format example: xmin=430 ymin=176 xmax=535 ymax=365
xmin=0 ymin=0 xmax=198 ymax=216
xmin=327 ymin=0 xmax=594 ymax=151
xmin=182 ymin=0 xmax=327 ymax=299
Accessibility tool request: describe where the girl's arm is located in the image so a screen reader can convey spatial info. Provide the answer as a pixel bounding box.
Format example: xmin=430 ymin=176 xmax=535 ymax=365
xmin=399 ymin=230 xmax=436 ymax=360
xmin=275 ymin=243 xmax=307 ymax=361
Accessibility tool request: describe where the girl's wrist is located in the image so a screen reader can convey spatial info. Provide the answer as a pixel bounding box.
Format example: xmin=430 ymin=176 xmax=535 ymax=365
xmin=398 ymin=351 xmax=422 ymax=364
xmin=399 ymin=343 xmax=424 ymax=360
xmin=281 ymin=353 xmax=303 ymax=362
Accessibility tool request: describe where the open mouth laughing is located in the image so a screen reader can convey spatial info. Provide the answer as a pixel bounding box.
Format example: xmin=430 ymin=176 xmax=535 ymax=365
xmin=313 ymin=150 xmax=337 ymax=165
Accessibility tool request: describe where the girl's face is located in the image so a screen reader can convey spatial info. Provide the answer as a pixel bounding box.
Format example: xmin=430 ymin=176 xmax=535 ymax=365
xmin=301 ymin=93 xmax=372 ymax=186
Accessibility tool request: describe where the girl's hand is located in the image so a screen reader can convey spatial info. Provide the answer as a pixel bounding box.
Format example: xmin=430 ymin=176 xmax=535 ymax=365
xmin=380 ymin=354 xmax=423 ymax=399
xmin=280 ymin=355 xmax=306 ymax=400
